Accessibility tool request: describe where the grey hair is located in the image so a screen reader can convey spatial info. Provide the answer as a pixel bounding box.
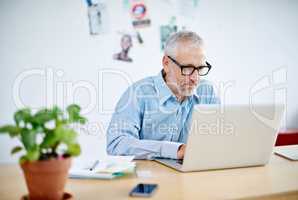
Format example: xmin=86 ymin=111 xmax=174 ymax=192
xmin=164 ymin=31 xmax=204 ymax=58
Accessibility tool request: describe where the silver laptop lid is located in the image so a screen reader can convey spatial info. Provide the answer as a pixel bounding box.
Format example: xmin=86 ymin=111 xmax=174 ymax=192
xmin=182 ymin=104 xmax=285 ymax=172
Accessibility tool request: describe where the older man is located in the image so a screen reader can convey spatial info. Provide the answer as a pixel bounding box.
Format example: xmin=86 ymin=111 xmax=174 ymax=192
xmin=106 ymin=31 xmax=220 ymax=160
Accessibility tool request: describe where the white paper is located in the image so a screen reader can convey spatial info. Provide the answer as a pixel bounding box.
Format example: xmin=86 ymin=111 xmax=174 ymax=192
xmin=69 ymin=155 xmax=136 ymax=179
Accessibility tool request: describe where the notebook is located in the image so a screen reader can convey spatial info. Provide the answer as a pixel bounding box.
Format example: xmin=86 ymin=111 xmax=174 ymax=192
xmin=275 ymin=145 xmax=298 ymax=161
xmin=69 ymin=155 xmax=136 ymax=179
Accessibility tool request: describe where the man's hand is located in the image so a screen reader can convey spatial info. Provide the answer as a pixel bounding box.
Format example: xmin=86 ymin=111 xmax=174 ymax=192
xmin=177 ymin=144 xmax=186 ymax=159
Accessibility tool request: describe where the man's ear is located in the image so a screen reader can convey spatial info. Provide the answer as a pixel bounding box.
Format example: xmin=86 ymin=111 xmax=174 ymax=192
xmin=162 ymin=55 xmax=169 ymax=73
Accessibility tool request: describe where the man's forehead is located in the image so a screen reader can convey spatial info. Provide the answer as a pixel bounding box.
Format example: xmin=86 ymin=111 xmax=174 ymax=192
xmin=176 ymin=41 xmax=205 ymax=54
xmin=175 ymin=46 xmax=206 ymax=64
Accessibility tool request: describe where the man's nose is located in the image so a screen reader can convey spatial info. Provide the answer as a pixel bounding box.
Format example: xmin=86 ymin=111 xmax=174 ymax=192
xmin=189 ymin=71 xmax=199 ymax=82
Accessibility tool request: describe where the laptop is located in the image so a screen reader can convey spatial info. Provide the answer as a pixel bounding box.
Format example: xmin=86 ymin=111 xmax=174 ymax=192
xmin=155 ymin=104 xmax=285 ymax=172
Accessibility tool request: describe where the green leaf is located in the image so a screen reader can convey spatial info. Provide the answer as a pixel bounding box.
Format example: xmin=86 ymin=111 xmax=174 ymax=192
xmin=26 ymin=146 xmax=40 ymax=161
xmin=67 ymin=104 xmax=86 ymax=124
xmin=33 ymin=109 xmax=55 ymax=125
xmin=41 ymin=126 xmax=78 ymax=148
xmin=19 ymin=155 xmax=28 ymax=164
xmin=67 ymin=104 xmax=80 ymax=122
xmin=40 ymin=130 xmax=59 ymax=148
xmin=14 ymin=108 xmax=31 ymax=125
xmin=58 ymin=127 xmax=77 ymax=144
xmin=67 ymin=104 xmax=81 ymax=114
xmin=52 ymin=106 xmax=63 ymax=120
xmin=19 ymin=146 xmax=40 ymax=163
xmin=21 ymin=129 xmax=36 ymax=150
xmin=67 ymin=143 xmax=81 ymax=156
xmin=77 ymin=116 xmax=87 ymax=124
xmin=11 ymin=146 xmax=22 ymax=155
xmin=0 ymin=125 xmax=21 ymax=137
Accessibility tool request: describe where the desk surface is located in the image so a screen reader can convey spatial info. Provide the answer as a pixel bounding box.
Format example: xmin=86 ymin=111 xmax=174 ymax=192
xmin=0 ymin=145 xmax=298 ymax=200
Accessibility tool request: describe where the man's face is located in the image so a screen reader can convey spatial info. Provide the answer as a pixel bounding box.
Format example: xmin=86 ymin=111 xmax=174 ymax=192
xmin=121 ymin=35 xmax=132 ymax=51
xmin=163 ymin=42 xmax=206 ymax=97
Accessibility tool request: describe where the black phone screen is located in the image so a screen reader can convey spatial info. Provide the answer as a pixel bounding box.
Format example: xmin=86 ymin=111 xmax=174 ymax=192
xmin=129 ymin=183 xmax=158 ymax=197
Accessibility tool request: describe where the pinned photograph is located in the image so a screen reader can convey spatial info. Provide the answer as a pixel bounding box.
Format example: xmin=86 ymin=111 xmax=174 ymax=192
xmin=113 ymin=34 xmax=133 ymax=62
xmin=86 ymin=0 xmax=109 ymax=35
xmin=130 ymin=0 xmax=151 ymax=28
xmin=160 ymin=17 xmax=178 ymax=50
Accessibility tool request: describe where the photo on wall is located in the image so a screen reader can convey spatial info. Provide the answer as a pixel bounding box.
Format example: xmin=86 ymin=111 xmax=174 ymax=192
xmin=130 ymin=0 xmax=151 ymax=28
xmin=86 ymin=0 xmax=109 ymax=35
xmin=160 ymin=17 xmax=178 ymax=50
xmin=113 ymin=34 xmax=133 ymax=62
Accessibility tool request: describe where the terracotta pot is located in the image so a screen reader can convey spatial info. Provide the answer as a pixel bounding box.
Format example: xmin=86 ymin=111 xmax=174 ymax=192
xmin=20 ymin=157 xmax=71 ymax=200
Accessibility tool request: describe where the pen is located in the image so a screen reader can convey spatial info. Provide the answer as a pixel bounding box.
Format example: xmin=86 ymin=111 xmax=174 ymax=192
xmin=89 ymin=160 xmax=99 ymax=171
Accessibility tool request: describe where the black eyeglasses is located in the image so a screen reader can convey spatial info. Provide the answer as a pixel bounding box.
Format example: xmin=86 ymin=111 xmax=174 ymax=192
xmin=167 ymin=55 xmax=212 ymax=76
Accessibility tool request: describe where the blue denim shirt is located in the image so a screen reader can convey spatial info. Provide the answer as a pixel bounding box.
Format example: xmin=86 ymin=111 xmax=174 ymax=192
xmin=106 ymin=71 xmax=220 ymax=159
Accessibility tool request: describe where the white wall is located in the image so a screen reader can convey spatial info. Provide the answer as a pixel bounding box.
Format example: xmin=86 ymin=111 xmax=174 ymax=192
xmin=0 ymin=0 xmax=297 ymax=163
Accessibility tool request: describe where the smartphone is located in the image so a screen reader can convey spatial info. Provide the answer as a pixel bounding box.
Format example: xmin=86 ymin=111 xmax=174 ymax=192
xmin=129 ymin=183 xmax=158 ymax=197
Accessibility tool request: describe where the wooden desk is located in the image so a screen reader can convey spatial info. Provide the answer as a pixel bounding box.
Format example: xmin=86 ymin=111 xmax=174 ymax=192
xmin=0 ymin=146 xmax=297 ymax=200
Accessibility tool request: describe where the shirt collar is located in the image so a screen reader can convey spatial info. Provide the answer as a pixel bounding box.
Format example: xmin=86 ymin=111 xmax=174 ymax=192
xmin=192 ymin=89 xmax=200 ymax=104
xmin=153 ymin=70 xmax=200 ymax=105
xmin=153 ymin=70 xmax=173 ymax=105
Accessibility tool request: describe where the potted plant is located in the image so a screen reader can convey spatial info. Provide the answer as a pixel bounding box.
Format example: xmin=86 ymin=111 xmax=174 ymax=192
xmin=0 ymin=104 xmax=86 ymax=200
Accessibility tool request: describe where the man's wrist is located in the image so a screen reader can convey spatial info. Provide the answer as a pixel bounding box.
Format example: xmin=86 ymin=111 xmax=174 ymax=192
xmin=161 ymin=141 xmax=183 ymax=159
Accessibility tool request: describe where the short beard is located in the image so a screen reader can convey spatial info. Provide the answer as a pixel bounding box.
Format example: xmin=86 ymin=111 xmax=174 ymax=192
xmin=179 ymin=86 xmax=196 ymax=97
